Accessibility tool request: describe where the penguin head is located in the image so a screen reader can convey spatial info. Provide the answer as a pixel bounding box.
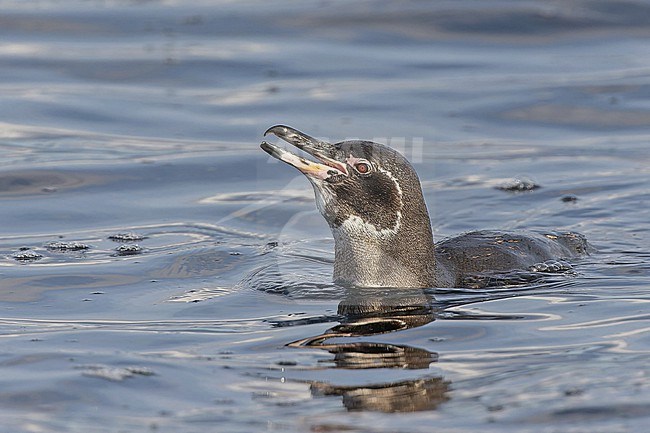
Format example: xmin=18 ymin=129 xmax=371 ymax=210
xmin=261 ymin=125 xmax=424 ymax=238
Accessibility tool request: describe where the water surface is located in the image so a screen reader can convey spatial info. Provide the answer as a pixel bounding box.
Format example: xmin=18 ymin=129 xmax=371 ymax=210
xmin=1 ymin=1 xmax=649 ymax=432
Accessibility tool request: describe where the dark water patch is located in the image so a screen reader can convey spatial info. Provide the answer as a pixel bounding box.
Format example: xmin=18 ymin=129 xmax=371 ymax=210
xmin=526 ymin=402 xmax=650 ymax=423
xmin=0 ymin=389 xmax=74 ymax=410
xmin=282 ymin=0 xmax=650 ymax=43
xmin=0 ymin=170 xmax=100 ymax=196
xmin=502 ymin=103 xmax=650 ymax=129
xmin=0 ymin=273 xmax=144 ymax=303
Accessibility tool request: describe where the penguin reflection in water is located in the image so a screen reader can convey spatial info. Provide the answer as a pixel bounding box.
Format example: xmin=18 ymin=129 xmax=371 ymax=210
xmin=261 ymin=125 xmax=590 ymax=289
xmin=288 ymin=287 xmax=450 ymax=412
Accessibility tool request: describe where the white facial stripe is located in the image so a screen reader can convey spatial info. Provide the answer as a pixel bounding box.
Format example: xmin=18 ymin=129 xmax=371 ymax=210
xmin=339 ymin=213 xmax=401 ymax=239
xmin=378 ymin=166 xmax=403 ymax=198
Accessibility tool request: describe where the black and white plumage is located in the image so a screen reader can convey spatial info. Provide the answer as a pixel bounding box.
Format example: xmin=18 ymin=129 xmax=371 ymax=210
xmin=261 ymin=125 xmax=589 ymax=288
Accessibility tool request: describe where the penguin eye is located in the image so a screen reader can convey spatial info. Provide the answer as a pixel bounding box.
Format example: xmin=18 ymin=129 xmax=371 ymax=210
xmin=354 ymin=162 xmax=371 ymax=174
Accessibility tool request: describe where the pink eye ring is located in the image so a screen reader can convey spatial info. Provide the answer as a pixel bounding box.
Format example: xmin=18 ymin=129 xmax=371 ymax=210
xmin=355 ymin=162 xmax=371 ymax=174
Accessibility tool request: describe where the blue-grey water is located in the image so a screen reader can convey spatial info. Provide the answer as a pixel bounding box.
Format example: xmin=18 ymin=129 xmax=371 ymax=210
xmin=1 ymin=1 xmax=649 ymax=432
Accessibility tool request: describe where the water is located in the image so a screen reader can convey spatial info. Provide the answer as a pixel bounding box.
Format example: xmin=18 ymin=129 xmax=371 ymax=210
xmin=1 ymin=0 xmax=649 ymax=431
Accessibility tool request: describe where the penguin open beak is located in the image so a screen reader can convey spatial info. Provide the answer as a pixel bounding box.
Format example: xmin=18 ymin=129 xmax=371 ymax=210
xmin=261 ymin=125 xmax=348 ymax=180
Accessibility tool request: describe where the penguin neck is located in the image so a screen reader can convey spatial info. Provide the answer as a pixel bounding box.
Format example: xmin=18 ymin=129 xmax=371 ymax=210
xmin=331 ymin=206 xmax=439 ymax=288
